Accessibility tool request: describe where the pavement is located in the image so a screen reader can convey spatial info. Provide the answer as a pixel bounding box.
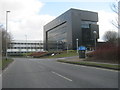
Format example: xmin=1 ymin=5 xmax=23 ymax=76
xmin=0 ymin=69 xmax=2 ymax=90
xmin=58 ymin=56 xmax=119 ymax=65
xmin=2 ymin=58 xmax=119 ymax=88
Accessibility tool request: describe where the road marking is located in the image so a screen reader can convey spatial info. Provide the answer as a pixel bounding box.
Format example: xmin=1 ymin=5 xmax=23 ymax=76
xmin=56 ymin=62 xmax=118 ymax=72
xmin=52 ymin=71 xmax=72 ymax=82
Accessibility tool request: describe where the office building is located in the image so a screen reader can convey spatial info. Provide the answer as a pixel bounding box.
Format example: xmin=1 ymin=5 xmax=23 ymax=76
xmin=7 ymin=40 xmax=43 ymax=56
xmin=44 ymin=8 xmax=99 ymax=51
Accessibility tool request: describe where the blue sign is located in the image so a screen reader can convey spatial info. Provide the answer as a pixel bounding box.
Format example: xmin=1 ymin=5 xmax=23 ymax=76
xmin=78 ymin=46 xmax=86 ymax=50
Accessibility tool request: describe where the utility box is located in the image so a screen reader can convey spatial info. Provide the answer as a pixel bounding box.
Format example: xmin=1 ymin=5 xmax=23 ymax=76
xmin=78 ymin=46 xmax=86 ymax=58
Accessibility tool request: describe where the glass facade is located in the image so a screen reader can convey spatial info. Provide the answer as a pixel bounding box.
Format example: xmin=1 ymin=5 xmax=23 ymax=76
xmin=81 ymin=20 xmax=97 ymax=28
xmin=48 ymin=23 xmax=67 ymax=42
xmin=81 ymin=20 xmax=97 ymax=46
xmin=47 ymin=23 xmax=67 ymax=51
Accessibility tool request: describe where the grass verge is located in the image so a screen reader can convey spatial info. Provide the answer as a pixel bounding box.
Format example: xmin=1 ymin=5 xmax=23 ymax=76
xmin=1 ymin=59 xmax=14 ymax=70
xmin=41 ymin=50 xmax=78 ymax=58
xmin=57 ymin=60 xmax=120 ymax=70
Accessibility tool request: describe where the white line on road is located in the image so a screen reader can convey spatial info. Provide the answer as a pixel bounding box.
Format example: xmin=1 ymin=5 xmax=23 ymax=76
xmin=52 ymin=71 xmax=72 ymax=82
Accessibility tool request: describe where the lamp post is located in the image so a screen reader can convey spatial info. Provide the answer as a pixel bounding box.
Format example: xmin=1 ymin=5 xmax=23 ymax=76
xmin=56 ymin=41 xmax=58 ymax=52
xmin=25 ymin=35 xmax=28 ymax=54
xmin=76 ymin=38 xmax=79 ymax=53
xmin=67 ymin=45 xmax=68 ymax=54
xmin=66 ymin=42 xmax=69 ymax=54
xmin=5 ymin=11 xmax=10 ymax=60
xmin=59 ymin=41 xmax=64 ymax=51
xmin=93 ymin=31 xmax=97 ymax=50
xmin=67 ymin=41 xmax=72 ymax=54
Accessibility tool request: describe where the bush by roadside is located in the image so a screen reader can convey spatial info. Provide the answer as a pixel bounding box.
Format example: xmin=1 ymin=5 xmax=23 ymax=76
xmin=40 ymin=50 xmax=78 ymax=58
xmin=28 ymin=52 xmax=57 ymax=58
xmin=86 ymin=42 xmax=118 ymax=64
xmin=28 ymin=50 xmax=78 ymax=58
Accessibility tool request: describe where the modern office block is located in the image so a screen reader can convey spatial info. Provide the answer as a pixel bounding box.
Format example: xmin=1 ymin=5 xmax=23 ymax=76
xmin=44 ymin=8 xmax=99 ymax=51
xmin=7 ymin=40 xmax=43 ymax=55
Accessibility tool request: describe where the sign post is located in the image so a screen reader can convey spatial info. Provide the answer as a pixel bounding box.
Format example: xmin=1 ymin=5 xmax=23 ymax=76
xmin=78 ymin=46 xmax=86 ymax=58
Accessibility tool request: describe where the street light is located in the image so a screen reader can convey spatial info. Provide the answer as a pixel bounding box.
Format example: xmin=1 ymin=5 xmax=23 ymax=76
xmin=93 ymin=31 xmax=97 ymax=50
xmin=66 ymin=41 xmax=68 ymax=54
xmin=56 ymin=41 xmax=58 ymax=52
xmin=25 ymin=35 xmax=28 ymax=52
xmin=67 ymin=41 xmax=72 ymax=54
xmin=59 ymin=41 xmax=62 ymax=51
xmin=5 ymin=11 xmax=10 ymax=60
xmin=76 ymin=38 xmax=79 ymax=53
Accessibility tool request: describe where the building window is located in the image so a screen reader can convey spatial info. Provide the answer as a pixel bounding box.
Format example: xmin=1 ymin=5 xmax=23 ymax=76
xmin=81 ymin=24 xmax=90 ymax=28
xmin=81 ymin=20 xmax=97 ymax=29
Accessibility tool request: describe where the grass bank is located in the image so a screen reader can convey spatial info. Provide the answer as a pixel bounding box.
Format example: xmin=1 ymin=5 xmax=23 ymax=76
xmin=57 ymin=60 xmax=119 ymax=70
xmin=41 ymin=50 xmax=78 ymax=58
xmin=0 ymin=59 xmax=14 ymax=70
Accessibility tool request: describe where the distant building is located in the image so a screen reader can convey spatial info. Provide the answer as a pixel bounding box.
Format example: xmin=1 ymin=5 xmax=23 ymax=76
xmin=44 ymin=8 xmax=99 ymax=51
xmin=7 ymin=40 xmax=43 ymax=56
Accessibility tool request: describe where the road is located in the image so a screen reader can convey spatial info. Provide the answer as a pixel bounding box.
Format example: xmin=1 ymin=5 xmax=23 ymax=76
xmin=2 ymin=58 xmax=118 ymax=88
xmin=0 ymin=76 xmax=1 ymax=90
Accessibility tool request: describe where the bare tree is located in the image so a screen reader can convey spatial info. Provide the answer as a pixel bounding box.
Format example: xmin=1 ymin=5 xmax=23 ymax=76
xmin=111 ymin=0 xmax=120 ymax=29
xmin=0 ymin=26 xmax=2 ymax=60
xmin=0 ymin=26 xmax=12 ymax=56
xmin=103 ymin=31 xmax=118 ymax=43
xmin=118 ymin=1 xmax=120 ymax=37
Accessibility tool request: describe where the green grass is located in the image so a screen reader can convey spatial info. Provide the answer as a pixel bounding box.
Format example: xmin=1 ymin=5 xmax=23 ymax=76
xmin=57 ymin=60 xmax=120 ymax=70
xmin=0 ymin=59 xmax=14 ymax=70
xmin=0 ymin=60 xmax=2 ymax=69
xmin=41 ymin=50 xmax=78 ymax=58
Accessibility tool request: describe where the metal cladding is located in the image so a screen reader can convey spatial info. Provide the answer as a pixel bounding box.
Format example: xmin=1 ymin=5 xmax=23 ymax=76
xmin=44 ymin=8 xmax=99 ymax=51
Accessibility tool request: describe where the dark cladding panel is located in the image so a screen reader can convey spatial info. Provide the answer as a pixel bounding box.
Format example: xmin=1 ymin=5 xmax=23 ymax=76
xmin=80 ymin=10 xmax=98 ymax=22
xmin=82 ymin=28 xmax=91 ymax=41
xmin=90 ymin=24 xmax=99 ymax=39
xmin=71 ymin=9 xmax=98 ymax=49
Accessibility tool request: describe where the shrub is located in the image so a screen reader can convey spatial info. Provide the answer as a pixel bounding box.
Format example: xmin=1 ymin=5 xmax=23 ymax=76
xmin=87 ymin=42 xmax=118 ymax=63
xmin=29 ymin=52 xmax=49 ymax=58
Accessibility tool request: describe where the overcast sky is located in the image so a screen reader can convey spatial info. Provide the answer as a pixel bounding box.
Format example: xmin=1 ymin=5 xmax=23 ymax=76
xmin=0 ymin=0 xmax=118 ymax=41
